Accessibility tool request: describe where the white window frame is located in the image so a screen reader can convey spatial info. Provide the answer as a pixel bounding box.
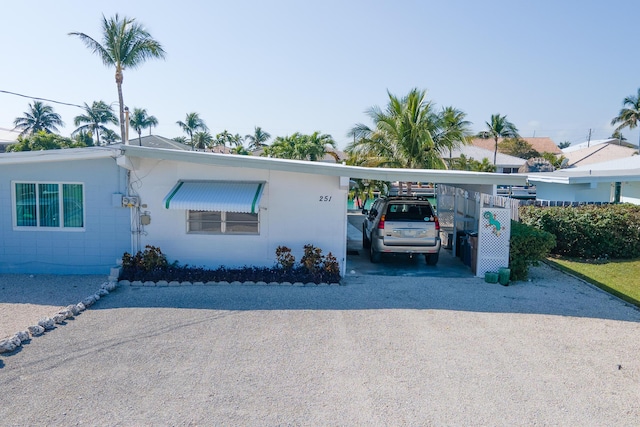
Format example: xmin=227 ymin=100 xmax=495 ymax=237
xmin=186 ymin=210 xmax=260 ymax=235
xmin=12 ymin=181 xmax=86 ymax=231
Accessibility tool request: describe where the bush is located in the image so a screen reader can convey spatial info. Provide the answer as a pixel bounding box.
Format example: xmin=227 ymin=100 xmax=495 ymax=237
xmin=519 ymin=204 xmax=640 ymax=259
xmin=510 ymin=220 xmax=556 ymax=281
xmin=120 ymin=245 xmax=341 ymax=284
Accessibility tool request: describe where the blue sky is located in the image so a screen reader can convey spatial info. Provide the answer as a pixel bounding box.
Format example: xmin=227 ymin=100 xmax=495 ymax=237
xmin=1 ymin=0 xmax=639 ymax=149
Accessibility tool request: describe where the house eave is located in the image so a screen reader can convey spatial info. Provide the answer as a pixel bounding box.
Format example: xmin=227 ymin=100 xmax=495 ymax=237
xmin=121 ymin=146 xmax=528 ymax=186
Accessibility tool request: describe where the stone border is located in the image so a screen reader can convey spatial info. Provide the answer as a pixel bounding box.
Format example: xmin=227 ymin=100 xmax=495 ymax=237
xmin=0 ymin=280 xmax=118 ymax=356
xmin=119 ymin=280 xmax=341 ymax=287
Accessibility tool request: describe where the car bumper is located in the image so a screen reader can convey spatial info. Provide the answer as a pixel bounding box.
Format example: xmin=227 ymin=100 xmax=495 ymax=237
xmin=372 ymin=237 xmax=441 ymax=254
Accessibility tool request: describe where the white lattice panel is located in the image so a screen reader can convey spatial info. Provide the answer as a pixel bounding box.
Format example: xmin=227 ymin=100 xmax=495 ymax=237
xmin=476 ymin=208 xmax=511 ymax=277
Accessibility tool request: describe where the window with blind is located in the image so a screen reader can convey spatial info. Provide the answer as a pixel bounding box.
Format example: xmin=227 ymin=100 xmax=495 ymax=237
xmin=187 ymin=210 xmax=259 ymax=234
xmin=14 ymin=182 xmax=84 ymax=229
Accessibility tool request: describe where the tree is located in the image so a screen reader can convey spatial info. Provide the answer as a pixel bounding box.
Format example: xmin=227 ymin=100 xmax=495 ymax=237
xmin=478 ymin=114 xmax=519 ymax=165
xmin=176 ymin=112 xmax=208 ymax=150
xmin=13 ymin=101 xmax=64 ymax=136
xmin=610 ymin=130 xmax=627 ymax=144
xmin=346 ymin=88 xmax=462 ymax=193
xmin=172 ymin=136 xmax=187 ymax=145
xmin=498 ymin=137 xmax=540 ymax=159
xmin=72 ymin=100 xmax=118 ymax=146
xmin=6 ymin=131 xmax=83 ymax=151
xmin=70 ymin=14 xmax=166 ymax=143
xmin=557 ymin=141 xmax=571 ymax=149
xmin=129 ymin=108 xmax=158 ymax=145
xmin=611 ymin=88 xmax=640 ymax=152
xmin=245 ymin=126 xmax=271 ymax=151
xmin=449 ymin=154 xmax=496 ymax=172
xmin=262 ymin=132 xmax=337 ymax=161
xmin=101 ymin=128 xmax=121 ymax=144
xmin=192 ymin=131 xmax=214 ymax=150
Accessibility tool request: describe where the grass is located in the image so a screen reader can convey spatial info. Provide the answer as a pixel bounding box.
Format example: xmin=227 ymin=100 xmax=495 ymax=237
xmin=546 ymin=257 xmax=640 ymax=307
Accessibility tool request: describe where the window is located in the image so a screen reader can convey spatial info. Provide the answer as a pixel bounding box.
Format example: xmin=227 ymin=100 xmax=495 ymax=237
xmin=14 ymin=182 xmax=84 ymax=229
xmin=187 ymin=210 xmax=259 ymax=234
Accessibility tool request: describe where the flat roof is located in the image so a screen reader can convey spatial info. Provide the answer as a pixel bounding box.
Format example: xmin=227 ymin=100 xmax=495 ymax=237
xmin=122 ymin=146 xmax=528 ymax=186
xmin=0 ymin=146 xmax=120 ymax=164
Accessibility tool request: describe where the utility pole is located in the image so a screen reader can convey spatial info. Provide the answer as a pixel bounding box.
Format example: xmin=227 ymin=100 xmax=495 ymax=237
xmin=587 ymin=129 xmax=591 ymax=148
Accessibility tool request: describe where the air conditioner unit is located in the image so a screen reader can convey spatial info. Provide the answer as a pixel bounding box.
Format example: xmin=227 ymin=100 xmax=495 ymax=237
xmin=122 ymin=196 xmax=140 ymax=208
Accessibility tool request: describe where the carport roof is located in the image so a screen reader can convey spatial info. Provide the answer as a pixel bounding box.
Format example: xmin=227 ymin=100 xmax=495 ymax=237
xmin=121 ymin=145 xmax=528 ymax=186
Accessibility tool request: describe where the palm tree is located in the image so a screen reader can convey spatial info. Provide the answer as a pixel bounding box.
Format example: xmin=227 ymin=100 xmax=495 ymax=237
xmin=611 ymin=88 xmax=640 ymax=151
xmin=262 ymin=132 xmax=336 ymax=161
xmin=435 ymin=106 xmax=473 ymax=162
xmin=176 ymin=112 xmax=208 ymax=150
xmin=478 ymin=114 xmax=519 ymax=165
xmin=129 ymin=108 xmax=158 ymax=145
xmin=346 ymin=88 xmax=450 ymax=193
xmin=69 ymin=14 xmax=166 ymax=143
xmin=101 ymin=128 xmax=121 ymax=144
xmin=192 ymin=131 xmax=214 ymax=150
xmin=13 ymin=101 xmax=64 ymax=136
xmin=72 ymin=100 xmax=118 ymax=145
xmin=245 ymin=126 xmax=271 ymax=151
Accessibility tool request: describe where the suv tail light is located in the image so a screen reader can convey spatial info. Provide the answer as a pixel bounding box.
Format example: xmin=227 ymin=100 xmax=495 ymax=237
xmin=378 ymin=214 xmax=385 ymax=229
xmin=434 ymin=216 xmax=440 ymax=230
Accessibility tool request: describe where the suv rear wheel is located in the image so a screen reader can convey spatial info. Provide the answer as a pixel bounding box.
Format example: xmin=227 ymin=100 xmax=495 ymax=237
xmin=362 ymin=224 xmax=371 ymax=249
xmin=370 ymin=239 xmax=382 ymax=263
xmin=425 ymin=253 xmax=439 ymax=266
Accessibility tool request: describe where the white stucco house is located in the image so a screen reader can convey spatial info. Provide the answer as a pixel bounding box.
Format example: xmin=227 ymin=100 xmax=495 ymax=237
xmin=1 ymin=143 xmax=528 ymax=276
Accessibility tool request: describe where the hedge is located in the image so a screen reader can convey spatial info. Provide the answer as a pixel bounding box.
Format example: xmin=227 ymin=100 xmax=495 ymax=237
xmin=510 ymin=220 xmax=556 ymax=281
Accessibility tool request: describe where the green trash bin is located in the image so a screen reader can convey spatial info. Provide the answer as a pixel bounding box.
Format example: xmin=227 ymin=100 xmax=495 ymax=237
xmin=498 ymin=267 xmax=510 ymax=286
xmin=484 ymin=271 xmax=499 ymax=283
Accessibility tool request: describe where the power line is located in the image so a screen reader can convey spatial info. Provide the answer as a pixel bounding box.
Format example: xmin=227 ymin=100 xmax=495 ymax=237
xmin=0 ymin=89 xmax=84 ymax=109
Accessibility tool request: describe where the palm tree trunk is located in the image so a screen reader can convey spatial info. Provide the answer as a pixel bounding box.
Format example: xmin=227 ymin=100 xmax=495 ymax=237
xmin=116 ymin=68 xmax=126 ymax=144
xmin=493 ymin=137 xmax=498 ymax=165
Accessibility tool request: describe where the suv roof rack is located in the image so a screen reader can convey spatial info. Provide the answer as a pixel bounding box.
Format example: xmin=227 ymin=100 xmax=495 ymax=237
xmin=381 ymin=195 xmax=433 ymax=202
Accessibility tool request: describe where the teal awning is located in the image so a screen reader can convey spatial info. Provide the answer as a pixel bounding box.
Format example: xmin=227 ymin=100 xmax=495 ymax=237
xmin=163 ymin=181 xmax=264 ymax=213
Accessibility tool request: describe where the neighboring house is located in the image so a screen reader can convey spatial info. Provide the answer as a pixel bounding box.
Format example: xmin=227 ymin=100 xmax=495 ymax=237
xmin=132 ymin=135 xmax=191 ymax=150
xmin=471 ymin=136 xmax=562 ymax=155
xmin=561 ymin=141 xmax=636 ymax=168
xmin=0 ymin=127 xmax=19 ymax=153
xmin=0 ymin=147 xmax=131 ymax=274
xmin=527 ymin=156 xmax=640 ymax=204
xmin=445 ymin=145 xmax=526 ymax=174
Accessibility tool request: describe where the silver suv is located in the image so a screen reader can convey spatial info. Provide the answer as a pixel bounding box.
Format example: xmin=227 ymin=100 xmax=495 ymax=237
xmin=362 ymin=196 xmax=441 ymax=265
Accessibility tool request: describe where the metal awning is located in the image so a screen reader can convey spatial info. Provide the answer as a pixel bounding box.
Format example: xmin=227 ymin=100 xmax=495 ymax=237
xmin=163 ymin=181 xmax=265 ymax=213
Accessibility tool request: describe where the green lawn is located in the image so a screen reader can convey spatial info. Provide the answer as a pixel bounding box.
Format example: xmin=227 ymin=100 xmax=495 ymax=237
xmin=546 ymin=257 xmax=640 ymax=307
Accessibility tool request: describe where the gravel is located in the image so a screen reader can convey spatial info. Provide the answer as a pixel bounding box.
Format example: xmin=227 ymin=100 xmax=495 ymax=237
xmin=1 ymin=265 xmax=639 ymax=426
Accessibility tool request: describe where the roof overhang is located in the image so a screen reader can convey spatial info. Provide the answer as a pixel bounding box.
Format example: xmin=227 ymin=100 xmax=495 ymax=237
xmin=0 ymin=146 xmax=120 ymax=165
xmin=528 ymin=169 xmax=640 ymax=185
xmin=122 ymin=146 xmax=528 ymax=186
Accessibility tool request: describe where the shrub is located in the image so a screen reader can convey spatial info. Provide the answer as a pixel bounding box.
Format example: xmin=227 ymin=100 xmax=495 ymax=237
xmin=519 ymin=204 xmax=640 ymax=259
xmin=119 ymin=245 xmax=341 ymax=284
xmin=510 ymin=220 xmax=556 ymax=281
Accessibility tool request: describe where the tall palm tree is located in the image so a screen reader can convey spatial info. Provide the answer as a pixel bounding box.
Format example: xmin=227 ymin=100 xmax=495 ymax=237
xmin=72 ymin=100 xmax=118 ymax=145
xmin=478 ymin=114 xmax=519 ymax=165
xmin=176 ymin=112 xmax=208 ymax=150
xmin=129 ymin=108 xmax=158 ymax=145
xmin=611 ymin=88 xmax=640 ymax=152
xmin=245 ymin=126 xmax=271 ymax=151
xmin=13 ymin=101 xmax=64 ymax=136
xmin=346 ymin=88 xmax=450 ymax=193
xmin=69 ymin=14 xmax=166 ymax=143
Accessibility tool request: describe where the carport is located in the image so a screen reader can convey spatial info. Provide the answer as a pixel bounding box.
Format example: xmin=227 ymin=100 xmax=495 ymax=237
xmin=338 ymin=165 xmax=528 ymax=277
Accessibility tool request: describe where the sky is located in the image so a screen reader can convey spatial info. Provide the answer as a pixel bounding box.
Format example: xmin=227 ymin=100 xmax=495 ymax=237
xmin=1 ymin=0 xmax=639 ymax=149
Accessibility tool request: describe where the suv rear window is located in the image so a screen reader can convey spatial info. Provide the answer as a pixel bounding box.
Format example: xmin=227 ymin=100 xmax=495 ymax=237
xmin=384 ymin=203 xmax=434 ymax=221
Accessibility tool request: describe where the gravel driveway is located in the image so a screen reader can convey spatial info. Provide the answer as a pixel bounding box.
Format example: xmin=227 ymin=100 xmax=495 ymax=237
xmin=1 ymin=265 xmax=640 ymax=426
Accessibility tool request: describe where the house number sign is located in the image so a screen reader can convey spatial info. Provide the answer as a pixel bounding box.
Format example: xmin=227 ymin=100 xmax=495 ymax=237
xmin=319 ymin=195 xmax=333 ymax=202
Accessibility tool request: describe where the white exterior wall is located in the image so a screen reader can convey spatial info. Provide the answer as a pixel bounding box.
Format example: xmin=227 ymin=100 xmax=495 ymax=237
xmin=131 ymin=157 xmax=348 ymax=273
xmin=535 ymin=182 xmax=613 ymax=202
xmin=621 ymin=182 xmax=640 ymax=205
